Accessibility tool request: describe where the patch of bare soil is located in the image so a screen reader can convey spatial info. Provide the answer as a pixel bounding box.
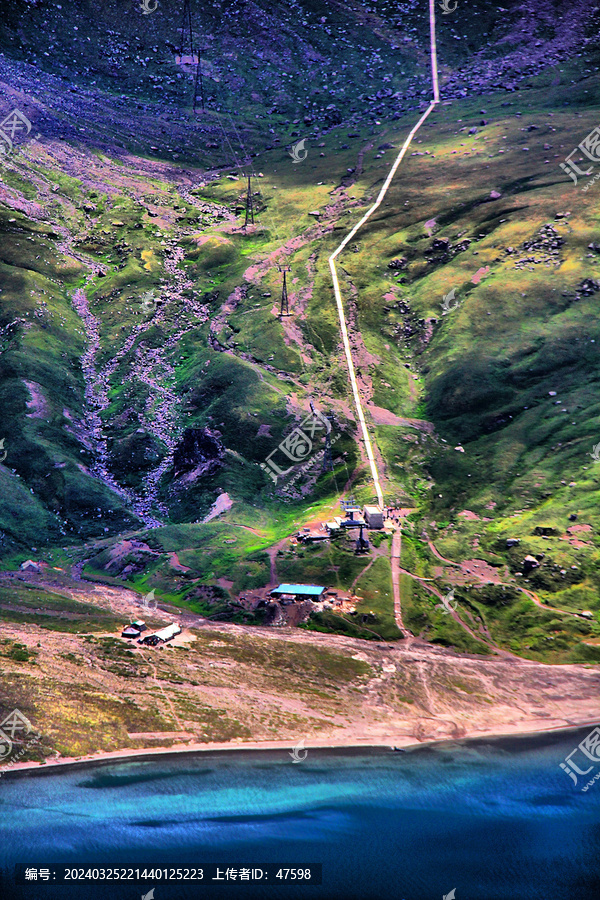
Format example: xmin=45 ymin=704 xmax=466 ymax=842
xmin=24 ymin=381 xmax=50 ymax=419
xmin=2 ymin=570 xmax=599 ymax=767
xmin=434 ymin=558 xmax=510 ymax=585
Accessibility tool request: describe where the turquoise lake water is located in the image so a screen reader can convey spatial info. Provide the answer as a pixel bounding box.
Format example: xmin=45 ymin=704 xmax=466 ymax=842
xmin=0 ymin=727 xmax=599 ymax=900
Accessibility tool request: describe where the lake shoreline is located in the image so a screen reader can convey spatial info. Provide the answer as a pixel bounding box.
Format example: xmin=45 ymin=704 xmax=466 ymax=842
xmin=2 ymin=718 xmax=598 ymax=782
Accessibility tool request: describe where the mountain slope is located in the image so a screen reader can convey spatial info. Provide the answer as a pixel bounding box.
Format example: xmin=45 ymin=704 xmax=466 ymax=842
xmin=0 ymin=0 xmax=599 ymax=661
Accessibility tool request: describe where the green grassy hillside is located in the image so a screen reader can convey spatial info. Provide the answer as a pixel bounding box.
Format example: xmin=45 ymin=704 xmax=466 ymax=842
xmin=1 ymin=0 xmax=599 ymax=659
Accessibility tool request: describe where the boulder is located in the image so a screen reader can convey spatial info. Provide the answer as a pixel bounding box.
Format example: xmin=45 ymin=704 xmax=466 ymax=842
xmin=578 ymin=278 xmax=600 ymax=295
xmin=425 ymin=238 xmax=451 ymax=258
xmin=522 ymin=554 xmax=540 ymax=574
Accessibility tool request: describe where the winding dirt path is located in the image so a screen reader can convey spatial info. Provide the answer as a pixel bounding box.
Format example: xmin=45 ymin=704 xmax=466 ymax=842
xmin=397 ymin=563 xmax=519 ymax=660
xmin=427 ymin=538 xmax=584 ymax=621
xmin=426 ymin=537 xmax=461 ymax=566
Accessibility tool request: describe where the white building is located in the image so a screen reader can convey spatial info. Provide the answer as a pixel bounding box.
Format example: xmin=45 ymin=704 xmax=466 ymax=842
xmin=363 ymin=506 xmax=384 ymax=529
xmin=139 ymin=623 xmax=181 ymax=645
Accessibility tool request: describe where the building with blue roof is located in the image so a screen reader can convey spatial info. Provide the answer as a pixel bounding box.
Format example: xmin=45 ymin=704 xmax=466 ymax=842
xmin=270 ymin=584 xmax=326 ymax=601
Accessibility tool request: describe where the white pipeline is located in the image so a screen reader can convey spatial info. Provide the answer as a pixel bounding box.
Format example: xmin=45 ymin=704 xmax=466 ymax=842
xmin=328 ymin=0 xmax=440 ymax=509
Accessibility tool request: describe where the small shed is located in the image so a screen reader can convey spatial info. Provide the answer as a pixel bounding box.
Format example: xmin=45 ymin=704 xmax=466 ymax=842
xmin=363 ymin=506 xmax=384 ymax=529
xmin=270 ymin=584 xmax=326 ymax=602
xmin=122 ymin=625 xmax=141 ymax=639
xmin=20 ymin=559 xmax=41 ymax=573
xmin=121 ymin=620 xmax=147 ymax=639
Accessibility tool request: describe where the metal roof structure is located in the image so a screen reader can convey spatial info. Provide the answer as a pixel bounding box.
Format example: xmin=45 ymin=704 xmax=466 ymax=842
xmin=271 ymin=584 xmax=326 ymax=597
xmin=139 ymin=623 xmax=182 ymax=645
xmin=154 ymin=624 xmax=181 ymax=641
xmin=122 ymin=626 xmax=141 ymax=637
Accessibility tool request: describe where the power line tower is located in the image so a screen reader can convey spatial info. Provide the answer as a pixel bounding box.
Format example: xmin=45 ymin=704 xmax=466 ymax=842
xmin=244 ymin=175 xmax=254 ymax=228
xmin=322 ymin=416 xmax=335 ymax=472
xmin=309 ymin=401 xmax=334 ymax=471
xmin=193 ymin=54 xmax=204 ymax=111
xmin=278 ymin=265 xmax=291 ymax=317
xmin=178 ymin=0 xmax=196 ymax=60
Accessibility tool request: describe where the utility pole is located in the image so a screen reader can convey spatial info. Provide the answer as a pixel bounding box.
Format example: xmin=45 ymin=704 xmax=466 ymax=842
xmin=178 ymin=0 xmax=195 ymax=60
xmin=309 ymin=401 xmax=334 ymax=472
xmin=355 ymin=524 xmax=369 ymax=553
xmin=177 ymin=2 xmax=206 ymax=112
xmin=322 ymin=415 xmax=335 ymax=472
xmin=278 ymin=265 xmax=290 ymax=317
xmin=193 ymin=54 xmax=204 ymax=111
xmin=244 ymin=175 xmax=254 ymax=228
